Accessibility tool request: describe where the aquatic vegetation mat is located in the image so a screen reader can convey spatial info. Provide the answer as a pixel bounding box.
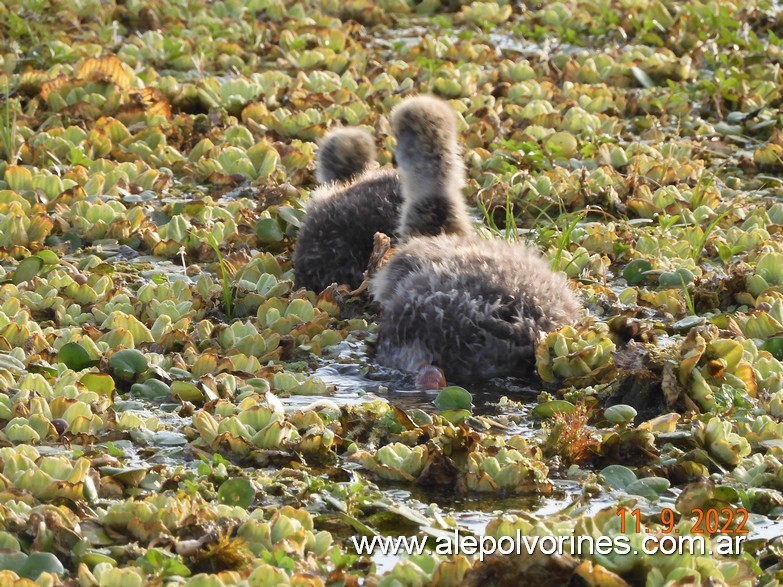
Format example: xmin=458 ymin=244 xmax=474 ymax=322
xmin=1 ymin=0 xmax=783 ymax=584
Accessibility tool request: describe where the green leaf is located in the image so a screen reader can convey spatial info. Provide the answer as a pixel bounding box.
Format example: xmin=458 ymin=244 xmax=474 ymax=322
xmin=130 ymin=379 xmax=171 ymax=399
xmin=439 ymin=408 xmax=472 ymax=424
xmin=0 ymin=352 xmax=26 ymax=375
xmin=77 ymin=550 xmax=116 ymax=568
xmin=100 ymin=466 xmax=148 ymax=486
xmin=4 ymin=165 xmax=33 ymax=192
xmin=717 ymin=244 xmax=734 ymax=265
xmin=105 ymin=441 xmax=126 ymax=457
xmin=433 ymin=386 xmax=473 ymax=411
xmin=246 ymin=143 xmax=280 ymax=179
xmin=108 ymin=349 xmax=149 ymax=382
xmin=0 ymin=552 xmax=26 ymax=575
xmin=12 ymin=256 xmax=44 ymax=285
xmin=657 ymin=271 xmax=678 ymax=286
xmin=604 ymin=404 xmax=637 ymax=425
xmin=80 ymin=373 xmax=115 ymax=397
xmin=600 ymin=465 xmax=637 ymax=490
xmin=714 ymin=485 xmax=740 ymax=503
xmin=170 ymin=381 xmax=205 ymax=403
xmin=673 ymin=315 xmax=705 ymax=331
xmin=626 ymin=477 xmax=670 ymax=499
xmin=676 ymin=267 xmax=695 ymax=283
xmin=622 ymin=259 xmax=651 ymax=284
xmin=59 ymin=342 xmax=95 ymax=371
xmin=658 ymin=268 xmax=694 ymax=286
xmin=544 ymin=131 xmax=578 ymax=158
xmin=761 ymin=337 xmax=783 ymax=360
xmin=278 ymin=206 xmax=304 ymax=228
xmin=531 ymin=400 xmax=575 ymax=419
xmin=217 ymin=478 xmax=256 ymax=508
xmin=45 ymin=232 xmax=82 ymax=251
xmin=17 ymin=552 xmax=65 ymax=579
xmin=255 ymin=218 xmax=285 ymax=243
xmin=34 ymin=249 xmax=60 ymax=265
xmin=27 ymin=362 xmax=59 ymax=377
xmin=139 ymin=548 xmax=191 ymax=578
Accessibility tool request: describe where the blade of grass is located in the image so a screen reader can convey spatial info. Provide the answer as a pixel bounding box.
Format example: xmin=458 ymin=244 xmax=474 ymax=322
xmin=552 ymin=209 xmax=587 ymax=272
xmin=477 ymin=190 xmax=519 ymax=242
xmin=1 ymin=84 xmax=19 ymax=164
xmin=691 ymin=206 xmax=734 ymax=263
xmin=680 ymin=271 xmax=695 ymax=316
xmin=205 ymin=233 xmax=234 ymax=321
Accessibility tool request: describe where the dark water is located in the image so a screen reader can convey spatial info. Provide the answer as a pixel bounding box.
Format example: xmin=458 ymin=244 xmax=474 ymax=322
xmin=306 ymin=339 xmax=543 ymax=415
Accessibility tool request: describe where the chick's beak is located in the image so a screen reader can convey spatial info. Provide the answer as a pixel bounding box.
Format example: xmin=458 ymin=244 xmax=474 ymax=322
xmin=415 ymin=365 xmax=446 ymax=390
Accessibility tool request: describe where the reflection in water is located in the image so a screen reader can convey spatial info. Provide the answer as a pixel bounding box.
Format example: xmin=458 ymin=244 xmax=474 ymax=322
xmin=366 ymin=480 xmax=601 ymax=574
xmin=309 ymin=339 xmax=543 ymax=415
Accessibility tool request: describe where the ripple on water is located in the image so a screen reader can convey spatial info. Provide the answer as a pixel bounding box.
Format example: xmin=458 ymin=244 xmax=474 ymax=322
xmin=306 ymin=340 xmax=544 ymax=415
xmin=362 ymin=479 xmax=595 ymax=574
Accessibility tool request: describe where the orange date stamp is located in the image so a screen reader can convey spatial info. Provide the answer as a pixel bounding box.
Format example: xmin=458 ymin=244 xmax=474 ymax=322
xmin=618 ymin=507 xmax=749 ymax=535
